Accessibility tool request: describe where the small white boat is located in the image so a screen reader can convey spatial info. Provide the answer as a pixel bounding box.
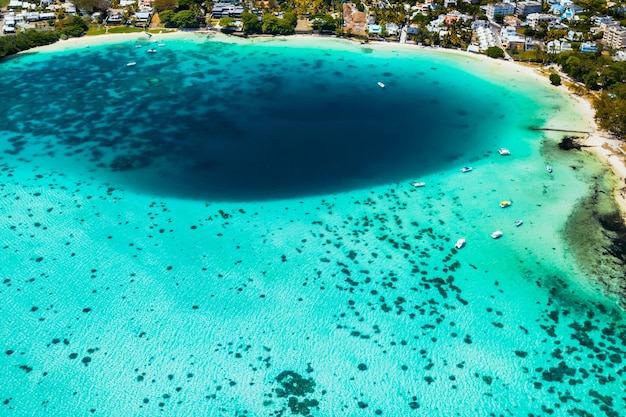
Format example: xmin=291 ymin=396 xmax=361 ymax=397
xmin=158 ymin=43 xmax=165 ymax=47
xmin=147 ymin=49 xmax=157 ymax=53
xmin=377 ymin=81 xmax=385 ymax=88
xmin=498 ymin=148 xmax=511 ymax=156
xmin=411 ymin=182 xmax=426 ymax=187
xmin=547 ymin=165 xmax=553 ymax=173
xmin=515 ymin=220 xmax=523 ymax=227
xmin=460 ymin=166 xmax=473 ymax=173
xmin=491 ymin=230 xmax=503 ymax=239
xmin=126 ymin=62 xmax=136 ymax=67
xmin=135 ymin=45 xmax=142 ymax=48
xmin=455 ymin=238 xmax=466 ymax=249
xmin=499 ymin=200 xmax=512 ymax=208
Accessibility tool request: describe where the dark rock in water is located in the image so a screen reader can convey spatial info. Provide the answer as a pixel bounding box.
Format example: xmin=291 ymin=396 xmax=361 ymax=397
xmin=274 ymin=371 xmax=319 ymax=415
xmin=589 ymin=389 xmax=613 ymax=407
xmin=558 ymin=135 xmax=584 ymax=150
xmin=541 ymin=361 xmax=576 ymax=382
xmin=597 ymin=211 xmax=626 ymax=262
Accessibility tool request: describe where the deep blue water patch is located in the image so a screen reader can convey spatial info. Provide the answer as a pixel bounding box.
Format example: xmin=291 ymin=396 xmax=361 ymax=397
xmin=0 ymin=37 xmax=541 ymax=200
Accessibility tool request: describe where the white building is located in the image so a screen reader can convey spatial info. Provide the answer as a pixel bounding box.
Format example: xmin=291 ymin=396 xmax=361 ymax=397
xmin=500 ymin=25 xmax=526 ymax=49
xmin=474 ymin=25 xmax=496 ymax=51
xmin=603 ymin=25 xmax=626 ymax=49
xmin=615 ymin=50 xmax=626 ymax=61
xmin=526 ymin=13 xmax=558 ymax=29
xmin=515 ymin=1 xmax=542 ymax=16
xmin=485 ymin=2 xmax=515 ymax=20
xmin=546 ymin=39 xmax=573 ymax=53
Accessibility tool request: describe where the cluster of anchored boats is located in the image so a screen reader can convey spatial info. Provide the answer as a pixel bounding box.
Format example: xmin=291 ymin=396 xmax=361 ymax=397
xmin=126 ymin=40 xmax=166 ymax=67
xmin=412 ymin=148 xmax=554 ymax=249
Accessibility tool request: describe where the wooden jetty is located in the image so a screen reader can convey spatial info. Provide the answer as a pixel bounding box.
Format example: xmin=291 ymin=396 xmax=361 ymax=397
xmin=531 ymin=127 xmax=591 ymax=134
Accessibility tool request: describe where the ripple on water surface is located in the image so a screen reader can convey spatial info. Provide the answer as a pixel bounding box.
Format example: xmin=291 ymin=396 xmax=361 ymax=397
xmin=0 ymin=36 xmax=624 ymax=417
xmin=3 ymin=36 xmax=542 ymax=200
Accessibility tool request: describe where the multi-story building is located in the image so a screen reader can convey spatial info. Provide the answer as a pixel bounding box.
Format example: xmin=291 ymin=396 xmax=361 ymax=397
xmin=580 ymin=41 xmax=598 ymax=53
xmin=526 ymin=13 xmax=558 ymax=29
xmin=485 ymin=2 xmax=515 ymax=20
xmin=515 ymin=1 xmax=542 ymax=16
xmin=603 ymin=25 xmax=626 ymax=49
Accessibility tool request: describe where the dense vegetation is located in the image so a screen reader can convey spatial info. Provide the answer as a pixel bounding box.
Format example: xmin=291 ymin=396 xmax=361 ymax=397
xmin=554 ymin=51 xmax=626 ymax=137
xmin=0 ymin=30 xmax=61 ymax=60
xmin=262 ymin=12 xmax=297 ymax=35
xmin=0 ymin=15 xmax=93 ymax=61
xmin=486 ymin=46 xmax=505 ymax=59
xmin=238 ymin=11 xmax=297 ymax=35
xmin=241 ymin=12 xmax=262 ymax=35
xmin=549 ymin=73 xmax=562 ymax=86
xmin=156 ymin=0 xmax=204 ymax=28
xmin=60 ymin=15 xmax=90 ymax=37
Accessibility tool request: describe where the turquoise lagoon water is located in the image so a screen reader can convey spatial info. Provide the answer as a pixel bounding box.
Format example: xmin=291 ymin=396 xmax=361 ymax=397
xmin=0 ymin=34 xmax=624 ymax=416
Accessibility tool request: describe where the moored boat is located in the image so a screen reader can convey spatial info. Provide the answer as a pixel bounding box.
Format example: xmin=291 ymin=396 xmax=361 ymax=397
xmin=547 ymin=165 xmax=553 ymax=173
xmin=498 ymin=148 xmax=511 ymax=156
xmin=515 ymin=220 xmax=523 ymax=227
xmin=491 ymin=230 xmax=503 ymax=239
xmin=460 ymin=166 xmax=473 ymax=173
xmin=126 ymin=62 xmax=136 ymax=67
xmin=455 ymin=238 xmax=466 ymax=249
xmin=411 ymin=182 xmax=426 ymax=187
xmin=377 ymin=81 xmax=385 ymax=88
xmin=499 ymin=200 xmax=512 ymax=208
xmin=147 ymin=49 xmax=157 ymax=53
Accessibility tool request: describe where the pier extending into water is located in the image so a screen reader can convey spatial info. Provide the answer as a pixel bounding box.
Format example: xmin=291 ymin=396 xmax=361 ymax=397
xmin=531 ymin=126 xmax=591 ymax=134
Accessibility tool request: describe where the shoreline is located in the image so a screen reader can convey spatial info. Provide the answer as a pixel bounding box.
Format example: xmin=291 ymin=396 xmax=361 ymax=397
xmin=19 ymin=31 xmax=626 ymax=227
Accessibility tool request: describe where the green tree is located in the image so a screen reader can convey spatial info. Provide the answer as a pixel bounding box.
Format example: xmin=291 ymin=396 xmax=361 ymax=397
xmin=219 ymin=17 xmax=236 ymax=27
xmin=486 ymin=46 xmax=505 ymax=59
xmin=594 ymin=86 xmax=626 ymax=138
xmin=549 ymin=73 xmax=562 ymax=86
xmin=310 ymin=14 xmax=336 ymax=32
xmin=178 ymin=0 xmax=204 ymax=10
xmin=263 ymin=13 xmax=297 ymax=35
xmin=173 ymin=9 xmax=200 ymax=28
xmin=72 ymin=0 xmax=111 ymax=12
xmin=159 ymin=9 xmax=175 ymax=25
xmin=241 ymin=12 xmax=262 ymax=35
xmin=545 ymin=29 xmax=567 ymax=42
xmin=0 ymin=30 xmax=61 ymax=60
xmin=61 ymin=15 xmax=89 ymax=37
xmin=154 ymin=0 xmax=177 ymax=11
xmin=577 ymin=0 xmax=607 ymax=14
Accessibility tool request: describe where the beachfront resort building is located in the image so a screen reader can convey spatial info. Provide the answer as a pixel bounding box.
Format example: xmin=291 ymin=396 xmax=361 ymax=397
xmin=500 ymin=25 xmax=526 ymax=50
xmin=603 ymin=26 xmax=626 ymax=50
xmin=473 ymin=24 xmax=496 ymax=51
xmin=485 ymin=3 xmax=515 ymax=20
xmin=526 ymin=13 xmax=558 ymax=29
xmin=515 ymin=1 xmax=542 ymax=16
xmin=211 ymin=3 xmax=244 ymax=18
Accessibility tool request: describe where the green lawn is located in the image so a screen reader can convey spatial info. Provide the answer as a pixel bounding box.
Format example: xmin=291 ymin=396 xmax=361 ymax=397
xmin=86 ymin=26 xmax=175 ymax=36
xmin=86 ymin=26 xmax=145 ymax=36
